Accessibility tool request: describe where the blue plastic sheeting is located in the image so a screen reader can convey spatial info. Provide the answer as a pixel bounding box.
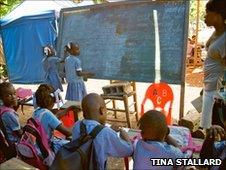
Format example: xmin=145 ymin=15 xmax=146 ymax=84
xmin=0 ymin=12 xmax=57 ymax=83
xmin=0 ymin=0 xmax=77 ymax=26
xmin=0 ymin=0 xmax=77 ymax=84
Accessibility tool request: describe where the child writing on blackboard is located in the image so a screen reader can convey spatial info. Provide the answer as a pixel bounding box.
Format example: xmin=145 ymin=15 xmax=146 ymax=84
xmin=42 ymin=45 xmax=63 ymax=92
xmin=64 ymin=42 xmax=94 ymax=101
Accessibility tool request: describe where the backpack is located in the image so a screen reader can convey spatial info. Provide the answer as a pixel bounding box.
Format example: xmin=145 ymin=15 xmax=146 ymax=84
xmin=50 ymin=121 xmax=104 ymax=170
xmin=17 ymin=112 xmax=55 ymax=170
xmin=0 ymin=129 xmax=17 ymax=163
xmin=0 ymin=106 xmax=17 ymax=163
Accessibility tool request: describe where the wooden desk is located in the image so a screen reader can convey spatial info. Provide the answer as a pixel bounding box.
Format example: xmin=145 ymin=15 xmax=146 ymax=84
xmin=124 ymin=125 xmax=195 ymax=149
xmin=54 ymin=100 xmax=81 ymax=120
xmin=123 ymin=126 xmax=202 ymax=170
xmin=61 ymin=100 xmax=81 ymax=109
xmin=0 ymin=157 xmax=37 ymax=170
xmin=17 ymin=97 xmax=33 ymax=114
xmin=17 ymin=97 xmax=33 ymax=107
xmin=18 ymin=99 xmax=81 ymax=115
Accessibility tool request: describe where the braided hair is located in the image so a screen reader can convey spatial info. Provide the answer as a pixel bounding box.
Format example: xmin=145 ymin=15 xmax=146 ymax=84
xmin=35 ymin=84 xmax=55 ymax=109
xmin=66 ymin=42 xmax=80 ymax=55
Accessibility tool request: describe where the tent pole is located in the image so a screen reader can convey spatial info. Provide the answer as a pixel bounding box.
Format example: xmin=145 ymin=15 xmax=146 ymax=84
xmin=194 ymin=0 xmax=200 ymax=66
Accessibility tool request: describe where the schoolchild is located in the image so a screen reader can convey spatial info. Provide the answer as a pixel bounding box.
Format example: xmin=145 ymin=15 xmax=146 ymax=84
xmin=72 ymin=93 xmax=133 ymax=169
xmin=33 ymin=84 xmax=72 ymax=153
xmin=65 ymin=42 xmax=94 ymax=101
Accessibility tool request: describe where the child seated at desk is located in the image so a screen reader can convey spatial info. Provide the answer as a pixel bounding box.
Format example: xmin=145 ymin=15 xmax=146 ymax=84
xmin=32 ymin=84 xmax=72 ymax=153
xmin=72 ymin=93 xmax=133 ymax=170
xmin=133 ymin=110 xmax=185 ymax=170
xmin=0 ymin=82 xmax=22 ymax=158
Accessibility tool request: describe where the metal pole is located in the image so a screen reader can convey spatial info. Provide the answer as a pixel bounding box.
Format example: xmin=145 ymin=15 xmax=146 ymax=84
xmin=194 ymin=0 xmax=200 ymax=66
xmin=179 ymin=0 xmax=190 ymax=119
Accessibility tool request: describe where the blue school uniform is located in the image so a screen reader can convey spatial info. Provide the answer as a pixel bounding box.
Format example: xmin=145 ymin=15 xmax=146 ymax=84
xmin=72 ymin=119 xmax=133 ymax=170
xmin=0 ymin=107 xmax=21 ymax=143
xmin=32 ymin=108 xmax=68 ymax=153
xmin=43 ymin=56 xmax=63 ymax=91
xmin=65 ymin=55 xmax=87 ymax=101
xmin=133 ymin=140 xmax=186 ymax=170
xmin=214 ymin=141 xmax=226 ymax=156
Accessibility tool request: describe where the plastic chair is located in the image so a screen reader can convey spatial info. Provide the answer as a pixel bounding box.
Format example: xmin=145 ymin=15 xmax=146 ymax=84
xmin=140 ymin=82 xmax=174 ymax=125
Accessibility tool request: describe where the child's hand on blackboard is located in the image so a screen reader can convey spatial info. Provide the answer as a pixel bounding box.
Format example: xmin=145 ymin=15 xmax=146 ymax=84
xmin=88 ymin=72 xmax=95 ymax=77
xmin=81 ymin=71 xmax=95 ymax=80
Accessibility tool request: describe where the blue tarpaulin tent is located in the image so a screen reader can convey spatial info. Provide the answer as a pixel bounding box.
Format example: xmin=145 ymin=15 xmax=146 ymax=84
xmin=0 ymin=0 xmax=77 ymax=83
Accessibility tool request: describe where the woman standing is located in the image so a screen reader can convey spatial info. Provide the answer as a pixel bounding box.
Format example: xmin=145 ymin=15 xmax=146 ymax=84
xmin=201 ymin=0 xmax=226 ymax=130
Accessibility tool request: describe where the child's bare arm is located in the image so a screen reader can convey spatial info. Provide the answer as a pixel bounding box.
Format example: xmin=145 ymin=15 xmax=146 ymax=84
xmin=76 ymin=70 xmax=95 ymax=78
xmin=165 ymin=134 xmax=180 ymax=147
xmin=110 ymin=125 xmax=130 ymax=142
xmin=54 ymin=106 xmax=80 ymax=119
xmin=56 ymin=124 xmax=72 ymax=137
xmin=119 ymin=129 xmax=131 ymax=142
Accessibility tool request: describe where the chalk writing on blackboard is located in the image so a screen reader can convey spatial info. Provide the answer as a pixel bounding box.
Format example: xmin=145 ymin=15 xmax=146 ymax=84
xmin=57 ymin=0 xmax=189 ymax=84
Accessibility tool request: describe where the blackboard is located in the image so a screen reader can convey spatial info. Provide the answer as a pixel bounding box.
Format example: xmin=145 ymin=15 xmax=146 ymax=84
xmin=57 ymin=0 xmax=189 ymax=84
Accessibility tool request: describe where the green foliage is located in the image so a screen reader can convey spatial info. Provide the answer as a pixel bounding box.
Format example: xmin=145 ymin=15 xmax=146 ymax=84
xmin=189 ymin=0 xmax=206 ymax=22
xmin=0 ymin=0 xmax=206 ymax=21
xmin=0 ymin=65 xmax=3 ymax=76
xmin=0 ymin=0 xmax=21 ymax=18
xmin=0 ymin=65 xmax=7 ymax=78
xmin=93 ymin=0 xmax=107 ymax=4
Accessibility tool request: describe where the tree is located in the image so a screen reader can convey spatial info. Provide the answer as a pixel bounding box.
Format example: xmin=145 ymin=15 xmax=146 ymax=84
xmin=189 ymin=0 xmax=206 ymax=22
xmin=189 ymin=0 xmax=208 ymax=37
xmin=0 ymin=0 xmax=21 ymax=18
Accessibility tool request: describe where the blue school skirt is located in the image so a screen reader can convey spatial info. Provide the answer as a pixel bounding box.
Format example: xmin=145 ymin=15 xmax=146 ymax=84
xmin=65 ymin=81 xmax=87 ymax=101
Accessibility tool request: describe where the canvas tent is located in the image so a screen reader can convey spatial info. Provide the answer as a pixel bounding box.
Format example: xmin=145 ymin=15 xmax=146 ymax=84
xmin=0 ymin=0 xmax=78 ymax=83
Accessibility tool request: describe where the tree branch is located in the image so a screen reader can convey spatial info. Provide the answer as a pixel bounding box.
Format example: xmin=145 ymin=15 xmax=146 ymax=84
xmin=0 ymin=2 xmax=9 ymax=6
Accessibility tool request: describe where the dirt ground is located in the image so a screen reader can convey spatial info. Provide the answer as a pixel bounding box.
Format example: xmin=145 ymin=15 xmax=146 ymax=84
xmin=185 ymin=66 xmax=204 ymax=88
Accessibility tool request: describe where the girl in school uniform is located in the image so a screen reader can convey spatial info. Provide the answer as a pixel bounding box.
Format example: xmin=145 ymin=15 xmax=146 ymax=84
xmin=42 ymin=45 xmax=63 ymax=92
xmin=64 ymin=42 xmax=94 ymax=101
xmin=33 ymin=84 xmax=71 ymax=153
xmin=0 ymin=82 xmax=22 ymax=158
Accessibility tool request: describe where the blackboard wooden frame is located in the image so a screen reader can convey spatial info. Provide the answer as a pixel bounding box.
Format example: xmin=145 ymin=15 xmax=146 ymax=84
xmin=57 ymin=0 xmax=190 ymax=118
